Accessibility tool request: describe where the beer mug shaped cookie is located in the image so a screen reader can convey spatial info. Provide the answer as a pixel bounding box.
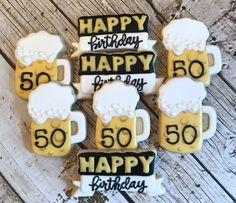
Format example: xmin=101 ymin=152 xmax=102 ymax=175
xmin=162 ymin=18 xmax=222 ymax=86
xmin=15 ymin=31 xmax=71 ymax=100
xmin=72 ymin=149 xmax=166 ymax=197
xmin=93 ymin=81 xmax=150 ymax=150
xmin=157 ymin=77 xmax=217 ymax=153
xmin=28 ymin=82 xmax=86 ymax=156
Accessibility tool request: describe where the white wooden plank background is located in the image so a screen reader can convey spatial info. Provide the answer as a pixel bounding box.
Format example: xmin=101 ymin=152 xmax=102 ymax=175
xmin=0 ymin=0 xmax=235 ymax=202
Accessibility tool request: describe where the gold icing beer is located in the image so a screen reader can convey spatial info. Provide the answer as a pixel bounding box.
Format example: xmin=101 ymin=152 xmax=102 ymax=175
xmin=28 ymin=82 xmax=86 ymax=156
xmin=162 ymin=18 xmax=222 ymax=85
xmin=15 ymin=59 xmax=71 ymax=100
xmin=158 ymin=77 xmax=217 ymax=153
xmin=31 ymin=112 xmax=86 ymax=156
xmin=159 ymin=106 xmax=216 ymax=153
xmin=95 ymin=109 xmax=150 ymax=149
xmin=93 ymin=81 xmax=150 ymax=150
xmin=15 ymin=31 xmax=71 ymax=100
xmin=167 ymin=46 xmax=222 ymax=86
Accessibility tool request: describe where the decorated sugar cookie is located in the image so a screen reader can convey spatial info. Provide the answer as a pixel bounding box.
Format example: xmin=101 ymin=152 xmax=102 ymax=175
xmin=71 ymin=149 xmax=166 ymax=197
xmin=28 ymin=82 xmax=86 ymax=156
xmin=71 ymin=14 xmax=156 ymax=57
xmin=93 ymin=81 xmax=150 ymax=150
xmin=162 ymin=18 xmax=222 ymax=86
xmin=15 ymin=31 xmax=71 ymax=100
xmin=73 ymin=51 xmax=164 ymax=98
xmin=157 ymin=77 xmax=217 ymax=153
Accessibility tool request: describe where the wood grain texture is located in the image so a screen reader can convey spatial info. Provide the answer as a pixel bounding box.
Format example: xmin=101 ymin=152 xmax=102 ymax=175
xmin=0 ymin=0 xmax=235 ymax=202
xmin=0 ymin=174 xmax=23 ymax=203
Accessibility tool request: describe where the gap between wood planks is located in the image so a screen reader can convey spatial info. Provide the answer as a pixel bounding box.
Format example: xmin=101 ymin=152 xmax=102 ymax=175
xmin=46 ymin=0 xmax=236 ymax=201
xmin=0 ymin=172 xmax=24 ymax=203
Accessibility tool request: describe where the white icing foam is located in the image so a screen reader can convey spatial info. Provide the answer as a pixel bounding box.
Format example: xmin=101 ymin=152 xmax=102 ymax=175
xmin=157 ymin=77 xmax=206 ymax=118
xmin=162 ymin=18 xmax=209 ymax=55
xmin=15 ymin=31 xmax=63 ymax=66
xmin=28 ymin=82 xmax=76 ymax=125
xmin=93 ymin=81 xmax=139 ymax=124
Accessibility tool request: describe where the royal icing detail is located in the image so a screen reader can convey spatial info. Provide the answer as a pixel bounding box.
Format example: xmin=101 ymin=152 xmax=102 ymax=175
xmin=15 ymin=31 xmax=71 ymax=100
xmin=28 ymin=82 xmax=87 ymax=156
xmin=71 ymin=14 xmax=156 ymax=57
xmin=74 ymin=51 xmax=163 ymax=98
xmin=93 ymin=81 xmax=150 ymax=150
xmin=157 ymin=77 xmax=206 ymax=118
xmin=15 ymin=31 xmax=63 ymax=66
xmin=157 ymin=77 xmax=217 ymax=153
xmin=162 ymin=18 xmax=209 ymax=55
xmin=72 ymin=149 xmax=166 ymax=197
xmin=28 ymin=82 xmax=76 ymax=125
xmin=162 ymin=18 xmax=222 ymax=86
xmin=93 ymin=81 xmax=139 ymax=124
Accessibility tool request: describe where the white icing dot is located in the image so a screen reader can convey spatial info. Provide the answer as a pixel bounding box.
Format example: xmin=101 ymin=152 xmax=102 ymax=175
xmin=22 ymin=56 xmax=31 ymax=65
xmin=46 ymin=110 xmax=52 ymax=116
xmin=39 ymin=51 xmax=45 ymax=58
xmin=128 ymin=110 xmax=134 ymax=118
xmin=102 ymin=114 xmax=112 ymax=124
xmin=115 ymin=108 xmax=122 ymax=114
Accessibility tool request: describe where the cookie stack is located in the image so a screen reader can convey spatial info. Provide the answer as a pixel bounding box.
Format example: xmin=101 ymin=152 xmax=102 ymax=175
xmin=14 ymin=14 xmax=222 ymax=198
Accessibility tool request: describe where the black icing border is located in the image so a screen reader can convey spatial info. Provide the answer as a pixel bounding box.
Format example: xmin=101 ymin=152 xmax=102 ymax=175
xmin=78 ymin=51 xmax=155 ymax=75
xmin=78 ymin=151 xmax=156 ymax=176
xmin=78 ymin=14 xmax=149 ymax=37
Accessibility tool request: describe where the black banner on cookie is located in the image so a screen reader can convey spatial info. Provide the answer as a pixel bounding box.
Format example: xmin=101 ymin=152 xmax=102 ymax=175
xmin=78 ymin=14 xmax=148 ymax=37
xmin=78 ymin=51 xmax=155 ymax=75
xmin=78 ymin=151 xmax=156 ymax=176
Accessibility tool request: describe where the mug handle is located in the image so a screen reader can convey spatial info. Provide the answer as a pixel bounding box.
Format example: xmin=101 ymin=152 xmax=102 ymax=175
xmin=70 ymin=111 xmax=87 ymax=144
xmin=206 ymin=45 xmax=222 ymax=75
xmin=56 ymin=59 xmax=71 ymax=84
xmin=202 ymin=106 xmax=217 ymax=140
xmin=135 ymin=109 xmax=151 ymax=142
